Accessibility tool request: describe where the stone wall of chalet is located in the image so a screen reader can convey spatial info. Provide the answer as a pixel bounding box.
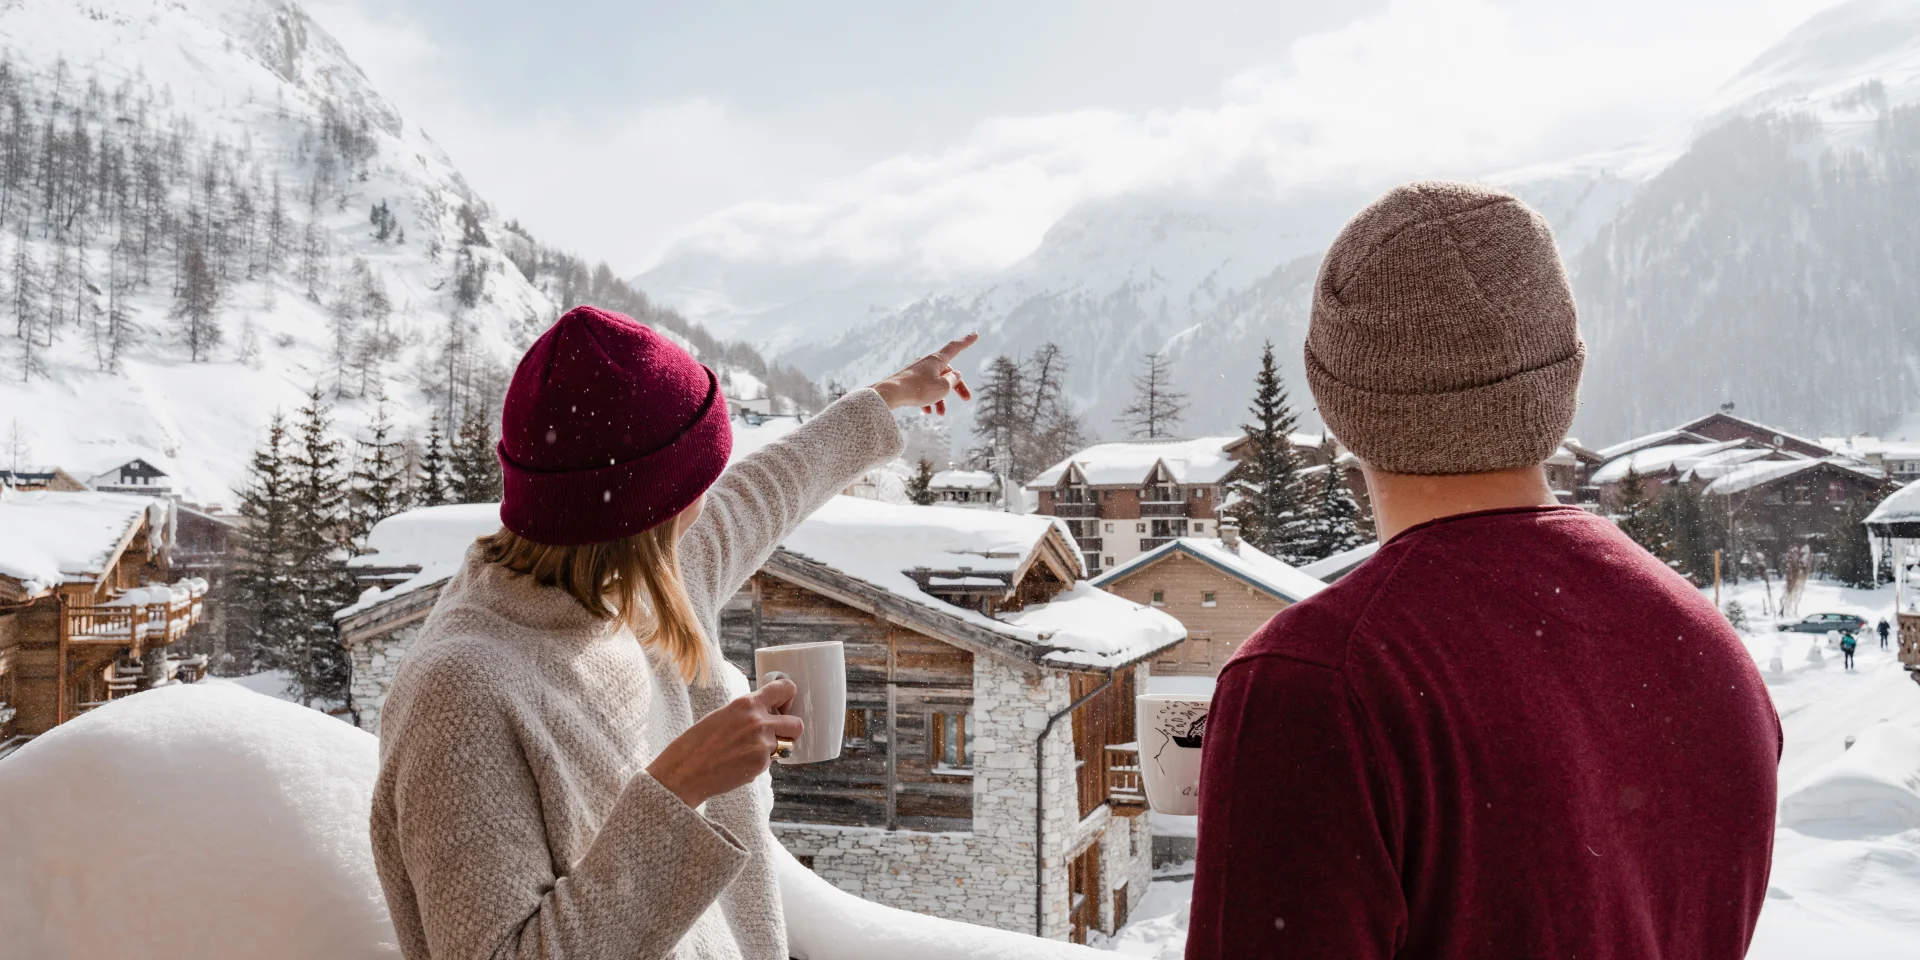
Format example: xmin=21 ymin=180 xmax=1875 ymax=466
xmin=776 ymin=654 xmax=1151 ymax=941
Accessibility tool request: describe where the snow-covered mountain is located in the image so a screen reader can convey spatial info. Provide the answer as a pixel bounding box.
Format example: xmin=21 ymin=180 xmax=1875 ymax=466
xmin=0 ymin=0 xmax=792 ymax=505
xmin=644 ymin=0 xmax=1920 ymax=450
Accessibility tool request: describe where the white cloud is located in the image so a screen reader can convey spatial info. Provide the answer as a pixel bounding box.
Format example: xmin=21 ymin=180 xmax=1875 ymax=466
xmin=311 ymin=0 xmax=1841 ymax=276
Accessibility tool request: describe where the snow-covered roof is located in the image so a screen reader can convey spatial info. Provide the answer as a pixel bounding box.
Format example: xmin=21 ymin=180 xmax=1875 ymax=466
xmin=348 ymin=503 xmax=501 ymax=572
xmin=1589 ymin=440 xmax=1755 ymax=485
xmin=779 ymin=497 xmax=1181 ymax=668
xmin=338 ymin=503 xmax=501 ymax=619
xmin=1680 ymin=411 xmax=1831 ymax=455
xmin=1092 ymin=537 xmax=1325 ymax=604
xmin=1865 ymin=481 xmax=1920 ymax=529
xmin=1299 ymin=541 xmax=1380 ymax=581
xmin=1595 ymin=428 xmax=1707 ymax=461
xmin=0 ymin=490 xmax=167 ymax=598
xmin=930 ymin=469 xmax=998 ymax=491
xmin=1027 ymin=436 xmax=1241 ymax=489
xmin=1701 ymin=457 xmax=1886 ymax=497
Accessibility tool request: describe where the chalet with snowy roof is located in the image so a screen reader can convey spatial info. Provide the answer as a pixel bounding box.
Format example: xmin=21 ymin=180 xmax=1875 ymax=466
xmin=0 ymin=466 xmax=85 ymax=492
xmin=1700 ymin=457 xmax=1894 ymax=559
xmin=0 ymin=491 xmax=207 ymax=754
xmin=1300 ymin=541 xmax=1380 ymax=584
xmin=85 ymin=458 xmax=174 ymax=497
xmin=1091 ymin=521 xmax=1322 ymax=676
xmin=1864 ymin=483 xmax=1920 ymax=688
xmin=333 ymin=503 xmax=504 ymax=732
xmin=928 ymin=468 xmax=1004 ymax=508
xmin=1028 ymin=436 xmax=1243 ymax=577
xmin=718 ymin=498 xmax=1184 ymax=943
xmin=1822 ymin=436 xmax=1920 ymax=482
xmin=1676 ymin=410 xmax=1833 ymax=458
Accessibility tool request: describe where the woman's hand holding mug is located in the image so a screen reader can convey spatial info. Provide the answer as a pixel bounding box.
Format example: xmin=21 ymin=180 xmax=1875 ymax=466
xmin=870 ymin=332 xmax=977 ymax=415
xmin=647 ymin=679 xmax=804 ymax=809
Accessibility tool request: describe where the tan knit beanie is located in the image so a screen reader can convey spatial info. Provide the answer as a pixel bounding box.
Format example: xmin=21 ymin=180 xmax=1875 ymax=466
xmin=1305 ymin=180 xmax=1584 ymax=476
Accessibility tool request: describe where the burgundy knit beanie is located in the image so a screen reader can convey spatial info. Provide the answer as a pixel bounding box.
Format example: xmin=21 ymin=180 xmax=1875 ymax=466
xmin=497 ymin=305 xmax=732 ymax=546
xmin=1306 ymin=180 xmax=1584 ymax=475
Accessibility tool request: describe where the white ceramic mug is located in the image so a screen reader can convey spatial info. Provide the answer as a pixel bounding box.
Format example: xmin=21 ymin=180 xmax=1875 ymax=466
xmin=1137 ymin=694 xmax=1211 ymax=815
xmin=755 ymin=641 xmax=847 ymax=765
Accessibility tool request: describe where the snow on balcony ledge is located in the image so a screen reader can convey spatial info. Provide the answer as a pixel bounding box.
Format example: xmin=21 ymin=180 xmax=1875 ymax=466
xmin=0 ymin=683 xmax=1103 ymax=960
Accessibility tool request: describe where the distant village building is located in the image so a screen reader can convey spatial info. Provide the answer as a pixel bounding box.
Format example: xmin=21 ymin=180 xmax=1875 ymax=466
xmin=1700 ymin=457 xmax=1893 ymax=559
xmin=719 ymin=498 xmax=1183 ymax=942
xmin=928 ymin=468 xmax=1003 ymax=508
xmin=0 ymin=466 xmax=86 ymax=491
xmin=333 ymin=503 xmax=504 ymax=733
xmin=0 ymin=491 xmax=208 ymax=756
xmin=1091 ymin=521 xmax=1323 ymax=676
xmin=1822 ymin=436 xmax=1920 ymax=482
xmin=1027 ymin=436 xmax=1243 ymax=577
xmin=85 ymin=458 xmax=174 ymax=496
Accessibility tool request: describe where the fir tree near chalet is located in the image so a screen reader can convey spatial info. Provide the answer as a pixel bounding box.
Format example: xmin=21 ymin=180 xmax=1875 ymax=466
xmin=1228 ymin=342 xmax=1316 ymax=565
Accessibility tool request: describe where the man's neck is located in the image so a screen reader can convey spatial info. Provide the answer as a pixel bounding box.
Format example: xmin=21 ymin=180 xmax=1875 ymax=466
xmin=1363 ymin=463 xmax=1560 ymax=543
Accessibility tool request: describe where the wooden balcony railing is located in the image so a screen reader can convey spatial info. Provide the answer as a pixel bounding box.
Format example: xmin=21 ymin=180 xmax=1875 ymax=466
xmin=1106 ymin=744 xmax=1147 ymax=816
xmin=65 ymin=579 xmax=208 ymax=649
xmin=1048 ymin=503 xmax=1098 ymax=518
xmin=1138 ymin=501 xmax=1188 ymax=517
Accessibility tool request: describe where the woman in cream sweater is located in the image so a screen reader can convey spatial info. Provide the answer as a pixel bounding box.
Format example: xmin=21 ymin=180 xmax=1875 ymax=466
xmin=370 ymin=305 xmax=975 ymax=959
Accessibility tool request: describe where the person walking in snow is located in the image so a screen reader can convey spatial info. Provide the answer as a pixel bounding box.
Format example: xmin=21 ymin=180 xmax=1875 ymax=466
xmin=370 ymin=305 xmax=976 ymax=960
xmin=1841 ymin=629 xmax=1858 ymax=670
xmin=1879 ymin=617 xmax=1892 ymax=650
xmin=1186 ymin=182 xmax=1781 ymax=960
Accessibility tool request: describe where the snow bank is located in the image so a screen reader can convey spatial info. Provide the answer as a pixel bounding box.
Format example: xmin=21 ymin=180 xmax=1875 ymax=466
xmin=1778 ymin=721 xmax=1920 ymax=832
xmin=0 ymin=679 xmax=1113 ymax=959
xmin=0 ymin=489 xmax=164 ymax=593
xmin=0 ymin=683 xmax=396 ymax=960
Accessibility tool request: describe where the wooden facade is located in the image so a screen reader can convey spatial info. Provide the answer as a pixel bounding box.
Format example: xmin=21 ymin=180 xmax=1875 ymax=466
xmin=1098 ymin=547 xmax=1296 ymax=676
xmin=721 ymin=574 xmax=981 ymax=831
xmin=0 ymin=495 xmax=208 ymax=754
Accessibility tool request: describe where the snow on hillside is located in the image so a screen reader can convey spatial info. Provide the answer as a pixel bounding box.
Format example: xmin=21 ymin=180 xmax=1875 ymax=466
xmin=1109 ymin=577 xmax=1920 ymax=957
xmin=0 ymin=0 xmax=788 ymax=506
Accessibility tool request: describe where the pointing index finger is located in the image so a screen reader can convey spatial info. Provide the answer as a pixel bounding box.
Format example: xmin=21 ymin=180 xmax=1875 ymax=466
xmin=933 ymin=332 xmax=979 ymax=364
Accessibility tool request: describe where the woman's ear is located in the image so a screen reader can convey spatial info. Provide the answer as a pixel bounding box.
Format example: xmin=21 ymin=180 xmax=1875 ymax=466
xmin=673 ymin=494 xmax=706 ymax=539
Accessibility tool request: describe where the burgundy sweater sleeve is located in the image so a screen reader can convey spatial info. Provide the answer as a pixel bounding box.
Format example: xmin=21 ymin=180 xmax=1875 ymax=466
xmin=1186 ymin=654 xmax=1405 ymax=959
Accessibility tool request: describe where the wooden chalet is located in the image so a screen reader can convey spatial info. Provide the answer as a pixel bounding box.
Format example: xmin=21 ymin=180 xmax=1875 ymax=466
xmin=0 ymin=491 xmax=208 ymax=756
xmin=1700 ymin=457 xmax=1896 ymax=562
xmin=1676 ymin=410 xmax=1834 ymax=458
xmin=718 ymin=497 xmax=1185 ymax=942
xmin=1092 ymin=522 xmax=1324 ymax=676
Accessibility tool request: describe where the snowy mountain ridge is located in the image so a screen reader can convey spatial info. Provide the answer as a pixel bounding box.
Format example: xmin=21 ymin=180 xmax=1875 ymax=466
xmin=0 ymin=0 xmax=787 ymax=505
xmin=645 ymin=0 xmax=1920 ymax=448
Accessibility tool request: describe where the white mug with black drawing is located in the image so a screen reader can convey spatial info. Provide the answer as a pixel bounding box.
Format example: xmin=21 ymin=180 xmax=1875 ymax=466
xmin=1136 ymin=693 xmax=1211 ymax=815
xmin=755 ymin=640 xmax=847 ymax=764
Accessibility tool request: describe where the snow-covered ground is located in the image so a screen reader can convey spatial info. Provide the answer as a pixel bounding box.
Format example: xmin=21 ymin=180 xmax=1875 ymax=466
xmin=1106 ymin=576 xmax=1920 ymax=957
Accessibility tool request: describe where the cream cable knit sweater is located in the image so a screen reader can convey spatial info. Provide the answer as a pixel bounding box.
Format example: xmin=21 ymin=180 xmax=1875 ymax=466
xmin=371 ymin=388 xmax=904 ymax=960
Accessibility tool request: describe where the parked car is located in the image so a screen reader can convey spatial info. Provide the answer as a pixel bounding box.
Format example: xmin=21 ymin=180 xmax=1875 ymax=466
xmin=1776 ymin=613 xmax=1868 ymax=634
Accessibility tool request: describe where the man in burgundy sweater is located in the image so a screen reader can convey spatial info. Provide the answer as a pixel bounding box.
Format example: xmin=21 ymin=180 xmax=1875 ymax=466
xmin=1186 ymin=182 xmax=1781 ymax=959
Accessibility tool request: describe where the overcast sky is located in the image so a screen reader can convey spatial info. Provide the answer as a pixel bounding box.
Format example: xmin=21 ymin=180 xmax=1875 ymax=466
xmin=307 ymin=0 xmax=1844 ymax=277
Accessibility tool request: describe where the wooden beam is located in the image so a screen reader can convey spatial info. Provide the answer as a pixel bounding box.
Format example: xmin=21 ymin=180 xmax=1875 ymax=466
xmin=55 ymin=594 xmax=70 ymax=725
xmin=763 ymin=550 xmax=1045 ymax=667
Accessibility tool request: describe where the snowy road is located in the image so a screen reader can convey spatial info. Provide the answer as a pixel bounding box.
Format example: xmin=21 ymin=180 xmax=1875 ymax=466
xmin=1108 ymin=578 xmax=1920 ymax=957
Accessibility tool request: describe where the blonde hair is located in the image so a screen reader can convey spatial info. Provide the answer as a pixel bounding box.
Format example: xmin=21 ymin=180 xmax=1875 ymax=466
xmin=477 ymin=522 xmax=709 ymax=683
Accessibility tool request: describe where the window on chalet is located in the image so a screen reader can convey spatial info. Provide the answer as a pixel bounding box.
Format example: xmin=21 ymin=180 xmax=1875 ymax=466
xmin=1104 ymin=555 xmax=1114 ymax=567
xmin=931 ymin=711 xmax=972 ymax=771
xmin=1192 ymin=521 xmax=1205 ymax=534
xmin=1136 ymin=523 xmax=1146 ymax=533
xmin=1151 ymin=591 xmax=1165 ymax=607
xmin=845 ymin=708 xmax=872 ymax=748
xmin=1104 ymin=522 xmax=1114 ymax=533
xmin=1202 ymin=591 xmax=1217 ymax=608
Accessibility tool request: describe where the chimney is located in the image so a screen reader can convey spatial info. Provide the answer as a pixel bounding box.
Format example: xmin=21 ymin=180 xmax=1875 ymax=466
xmin=1219 ymin=517 xmax=1241 ymax=554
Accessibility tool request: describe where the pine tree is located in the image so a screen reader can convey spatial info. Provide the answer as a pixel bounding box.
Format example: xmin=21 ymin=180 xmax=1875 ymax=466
xmin=1658 ymin=481 xmax=1715 ymax=584
xmin=415 ymin=414 xmax=452 ymax=507
xmin=1614 ymin=467 xmax=1669 ymax=559
xmin=1826 ymin=495 xmax=1878 ymax=588
xmin=907 ymin=457 xmax=937 ymax=506
xmin=348 ymin=397 xmax=409 ymax=546
xmin=969 ymin=355 xmax=1030 ymax=482
xmin=1228 ymin=342 xmax=1315 ymax=563
xmin=228 ymin=413 xmax=298 ymax=675
xmin=450 ymin=405 xmax=502 ymax=503
xmin=282 ymin=386 xmax=355 ymax=707
xmin=1303 ymin=444 xmax=1368 ymax=561
xmin=174 ymin=237 xmax=220 ymax=361
xmin=1116 ymin=352 xmax=1188 ymax=439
